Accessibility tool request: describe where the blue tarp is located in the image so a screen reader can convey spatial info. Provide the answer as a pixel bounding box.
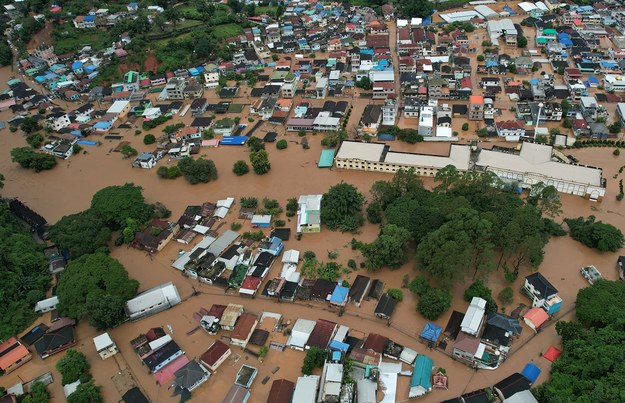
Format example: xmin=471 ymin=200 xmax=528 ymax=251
xmin=220 ymin=136 xmax=247 ymax=145
xmin=521 ymin=363 xmax=541 ymax=384
xmin=72 ymin=61 xmax=83 ymax=70
xmin=84 ymin=15 xmax=95 ymax=22
xmin=588 ymin=75 xmax=599 ymax=84
xmin=77 ymin=140 xmax=97 ymax=146
xmin=329 ymin=340 xmax=349 ymax=353
xmin=330 ymin=286 xmax=349 ymax=304
xmin=420 ymin=322 xmax=442 ymax=343
xmin=422 ymin=16 xmax=432 ymax=25
xmin=377 ymin=134 xmax=396 ymax=141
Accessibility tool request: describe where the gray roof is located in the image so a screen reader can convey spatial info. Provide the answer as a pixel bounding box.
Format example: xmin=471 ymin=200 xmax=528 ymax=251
xmin=174 ymin=360 xmax=209 ymax=390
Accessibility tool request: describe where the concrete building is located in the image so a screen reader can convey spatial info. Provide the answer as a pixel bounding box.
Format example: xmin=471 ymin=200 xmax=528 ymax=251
xmin=418 ymin=106 xmax=434 ymax=136
xmin=603 ymin=74 xmax=625 ymax=92
xmin=93 ymin=333 xmax=118 ymax=360
xmin=469 ymin=95 xmax=484 ymax=120
xmin=125 ymin=282 xmax=181 ymax=321
xmin=382 ymin=96 xmax=398 ymax=126
xmin=487 ymin=19 xmax=518 ymax=46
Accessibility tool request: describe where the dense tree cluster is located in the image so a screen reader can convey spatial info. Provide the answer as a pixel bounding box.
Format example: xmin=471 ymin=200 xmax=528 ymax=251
xmin=564 ymin=215 xmax=625 ymax=252
xmin=20 ymin=382 xmax=49 ymax=403
xmin=321 ymin=182 xmax=365 ymax=232
xmin=178 ymin=156 xmax=218 ymax=184
xmin=90 ymin=184 xmax=155 ymax=230
xmin=532 ymin=280 xmax=625 ymax=402
xmin=398 ymin=0 xmax=434 ymax=18
xmin=57 ymin=253 xmax=139 ymax=330
xmin=11 ymin=147 xmax=57 ymax=172
xmin=0 ymin=203 xmax=50 ymax=340
xmin=49 ymin=210 xmax=111 ymax=259
xmin=301 ymin=346 xmax=327 ymax=375
xmin=463 ymin=280 xmax=498 ymax=314
xmin=361 ymin=224 xmax=412 ymax=271
xmin=250 ymin=150 xmax=271 ymax=175
xmin=56 ymin=349 xmax=91 ymax=385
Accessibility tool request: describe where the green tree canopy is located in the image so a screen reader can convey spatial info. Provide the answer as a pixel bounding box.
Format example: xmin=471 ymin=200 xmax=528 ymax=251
xmin=56 ymin=349 xmax=91 ymax=385
xmin=526 ymin=182 xmax=562 ymax=217
xmin=417 ymin=288 xmax=451 ymax=320
xmin=0 ymin=204 xmax=50 ymax=340
xmin=11 ymin=147 xmax=57 ymax=172
xmin=57 ymin=253 xmax=139 ymax=330
xmin=301 ymin=346 xmax=326 ymax=375
xmin=21 ymin=381 xmax=49 ymax=403
xmin=463 ymin=280 xmax=498 ymax=314
xmin=67 ymin=380 xmax=102 ymax=403
xmin=399 ymin=0 xmax=434 ymax=18
xmin=250 ymin=150 xmax=271 ymax=175
xmin=232 ymin=160 xmax=250 ymax=176
xmin=575 ymin=280 xmax=625 ymax=328
xmin=362 ymin=224 xmax=412 ymax=271
xmin=49 ymin=210 xmax=111 ymax=259
xmin=90 ymin=183 xmax=154 ymax=230
xmin=320 ymin=182 xmax=365 ymax=232
xmin=564 ymin=215 xmax=625 ymax=252
xmin=178 ymin=156 xmax=218 ymax=184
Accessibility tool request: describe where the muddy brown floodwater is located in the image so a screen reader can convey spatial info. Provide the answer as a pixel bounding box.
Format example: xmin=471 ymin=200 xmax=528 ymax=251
xmin=1 ymin=65 xmax=624 ymax=403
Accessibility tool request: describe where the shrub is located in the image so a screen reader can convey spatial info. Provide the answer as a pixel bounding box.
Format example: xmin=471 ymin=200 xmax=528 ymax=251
xmin=231 ymin=222 xmax=242 ymax=231
xmin=408 ymin=275 xmax=430 ymax=296
xmin=347 ymin=259 xmax=357 ymax=269
xmin=26 ymin=133 xmax=44 ymax=148
xmin=614 ymin=149 xmax=620 ymax=156
xmin=274 ymin=219 xmax=286 ymax=227
xmin=143 ymin=134 xmax=156 ymax=145
xmin=417 ymin=288 xmax=451 ymax=320
xmin=387 ymin=288 xmax=403 ymax=302
xmin=462 ymin=123 xmax=469 ymax=131
xmin=498 ymin=286 xmax=514 ymax=305
xmin=276 ymin=139 xmax=288 ymax=150
xmin=156 ymin=166 xmax=181 ymax=179
xmin=233 ymin=160 xmax=250 ymax=176
xmin=240 ymin=197 xmax=258 ymax=209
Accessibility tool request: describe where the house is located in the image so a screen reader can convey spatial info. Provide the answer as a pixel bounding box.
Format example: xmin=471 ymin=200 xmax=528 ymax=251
xmin=496 ymin=120 xmax=526 ymax=139
xmin=461 ymin=297 xmax=487 ymax=336
xmin=373 ymin=82 xmax=395 ymax=99
xmin=107 ymin=100 xmax=131 ymax=120
xmin=173 ymin=360 xmax=210 ymax=393
xmin=132 ymin=152 xmax=157 ymax=169
xmin=190 ymin=98 xmax=208 ymax=116
xmin=348 ymin=275 xmax=371 ymax=306
xmin=34 ymin=323 xmax=76 ymax=359
xmin=297 ymin=194 xmax=322 ymax=233
xmin=287 ymin=319 xmax=316 ymax=350
xmin=164 ymin=77 xmax=186 ymax=100
xmin=292 ymin=375 xmax=320 ymax=403
xmin=190 ymin=117 xmax=213 ymax=133
xmin=230 ymin=313 xmax=259 ymax=348
xmin=306 ymin=319 xmax=337 ymax=350
xmin=382 ymin=96 xmax=398 ymax=125
xmin=469 ymin=95 xmax=484 ymax=120
xmin=374 ymin=293 xmax=397 ymax=320
xmin=359 ymin=104 xmax=383 ymax=135
xmin=93 ymin=333 xmax=118 ymax=360
xmin=220 ymin=304 xmax=244 ymax=331
xmin=200 ymin=340 xmax=231 ymax=372
xmin=452 ymin=331 xmax=482 ymax=365
xmin=143 ymin=340 xmax=183 ymax=373
xmin=523 ymin=273 xmax=561 ymax=314
xmin=409 ymin=355 xmax=433 ymax=398
xmin=494 ymin=373 xmax=532 ymax=400
xmin=603 ymin=74 xmax=625 ymax=92
xmin=35 ymin=296 xmax=59 ymax=313
xmin=0 ymin=338 xmax=32 ymax=375
xmin=222 ymin=385 xmax=250 ymax=403
xmin=523 ymin=307 xmax=549 ymax=332
xmin=213 ymin=118 xmax=236 ymax=136
xmin=267 ymin=379 xmax=295 ymax=403
xmin=123 ymin=70 xmax=140 ymax=91
xmin=125 ymin=282 xmax=181 ymax=321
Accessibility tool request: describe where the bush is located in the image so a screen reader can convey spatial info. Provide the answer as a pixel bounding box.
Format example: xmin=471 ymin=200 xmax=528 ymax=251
xmin=240 ymin=197 xmax=258 ymax=209
xmin=274 ymin=219 xmax=286 ymax=227
xmin=498 ymin=286 xmax=514 ymax=305
xmin=26 ymin=133 xmax=44 ymax=148
xmin=477 ymin=55 xmax=485 ymax=62
xmin=417 ymin=288 xmax=451 ymax=320
xmin=11 ymin=147 xmax=57 ymax=172
xmin=408 ymin=275 xmax=430 ymax=296
xmin=301 ymin=346 xmax=326 ymax=375
xmin=462 ymin=123 xmax=469 ymax=131
xmin=464 ymin=280 xmax=498 ymax=314
xmin=120 ymin=144 xmax=138 ymax=158
xmin=387 ymin=288 xmax=403 ymax=302
xmin=56 ymin=349 xmax=91 ymax=385
xmin=178 ymin=157 xmax=218 ymax=184
xmin=366 ymin=202 xmax=382 ymax=224
xmin=143 ymin=134 xmax=156 ymax=145
xmin=347 ymin=259 xmax=357 ymax=269
xmin=233 ymin=160 xmax=250 ymax=176
xmin=276 ymin=139 xmax=288 ymax=150
xmin=157 ymin=166 xmax=181 ymax=179
xmin=614 ymin=149 xmax=620 ymax=156
xmin=231 ymin=222 xmax=242 ymax=231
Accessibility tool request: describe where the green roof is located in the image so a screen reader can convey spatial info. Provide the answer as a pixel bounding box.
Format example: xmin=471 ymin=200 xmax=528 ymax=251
xmin=537 ymin=38 xmax=548 ymax=44
xmin=318 ymin=149 xmax=335 ymax=168
xmin=228 ymin=103 xmax=244 ymax=113
xmin=543 ymin=29 xmax=557 ymax=35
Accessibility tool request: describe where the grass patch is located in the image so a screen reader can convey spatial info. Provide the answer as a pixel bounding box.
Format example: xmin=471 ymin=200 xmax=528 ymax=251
xmin=212 ymin=23 xmax=244 ymax=39
xmin=255 ymin=6 xmax=277 ymax=16
xmin=52 ymin=23 xmax=115 ymax=54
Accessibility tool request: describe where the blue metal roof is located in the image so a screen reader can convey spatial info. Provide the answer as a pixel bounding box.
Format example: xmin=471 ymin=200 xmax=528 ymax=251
xmin=329 ymin=340 xmax=349 ymax=353
xmin=84 ymin=15 xmax=95 ymax=22
xmin=420 ymin=323 xmax=442 ymax=343
xmin=521 ymin=362 xmax=541 ymax=384
xmin=330 ymin=286 xmax=349 ymax=304
xmin=411 ymin=355 xmax=433 ymax=389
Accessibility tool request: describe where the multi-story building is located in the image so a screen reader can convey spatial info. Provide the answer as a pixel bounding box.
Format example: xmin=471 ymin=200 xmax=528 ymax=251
xmin=469 ymin=95 xmax=484 ymax=120
xmin=603 ymin=74 xmax=625 ymax=92
xmin=382 ymin=96 xmax=398 ymax=126
xmin=418 ymin=105 xmax=434 ymax=136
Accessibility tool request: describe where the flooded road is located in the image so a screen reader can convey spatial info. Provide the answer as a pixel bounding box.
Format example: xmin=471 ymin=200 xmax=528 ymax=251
xmin=1 ymin=65 xmax=624 ymax=402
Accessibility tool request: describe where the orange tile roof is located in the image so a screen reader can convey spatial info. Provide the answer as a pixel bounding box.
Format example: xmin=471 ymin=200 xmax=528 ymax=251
xmin=469 ymin=95 xmax=484 ymax=104
xmin=524 ymin=308 xmax=549 ymax=328
xmin=0 ymin=338 xmax=31 ymax=371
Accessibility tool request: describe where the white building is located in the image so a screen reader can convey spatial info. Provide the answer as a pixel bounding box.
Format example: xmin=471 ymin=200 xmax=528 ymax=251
xmin=487 ymin=19 xmax=518 ymax=46
xmin=293 ymin=375 xmax=320 ymax=403
xmin=93 ymin=333 xmax=118 ymax=360
xmin=297 ymin=194 xmax=322 ymax=233
xmin=287 ymin=319 xmax=316 ymax=350
xmin=34 ymin=296 xmax=59 ymax=313
xmin=418 ymin=106 xmax=434 ymax=137
xmin=382 ymin=97 xmax=398 ymax=126
xmin=460 ymin=297 xmax=487 ymax=336
xmin=603 ymin=74 xmax=625 ymax=92
xmin=125 ymin=282 xmax=181 ymax=321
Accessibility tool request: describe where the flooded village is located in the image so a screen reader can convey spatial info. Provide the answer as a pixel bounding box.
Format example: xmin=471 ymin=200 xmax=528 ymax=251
xmin=1 ymin=0 xmax=625 ymax=403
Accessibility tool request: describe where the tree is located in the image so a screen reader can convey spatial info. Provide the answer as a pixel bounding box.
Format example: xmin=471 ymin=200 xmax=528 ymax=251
xmin=498 ymin=286 xmax=514 ymax=305
xmin=49 ymin=210 xmax=111 ymax=259
xmin=517 ymin=35 xmax=528 ymax=48
xmin=320 ymin=182 xmax=365 ymax=232
xmin=463 ymin=280 xmax=497 ymax=314
xmin=250 ymin=150 xmax=271 ymax=175
xmin=56 ymin=349 xmax=91 ymax=385
xmin=67 ymin=381 xmax=102 ymax=403
xmin=397 ymin=128 xmax=423 ymax=144
xmin=399 ymin=0 xmax=434 ymax=18
xmin=247 ymin=136 xmax=265 ymax=152
xmin=20 ymin=117 xmax=42 ymax=134
xmin=21 ymin=381 xmax=49 ymax=403
xmin=562 ymin=118 xmax=572 ymax=129
xmin=178 ymin=156 xmax=218 ymax=184
xmin=26 ymin=133 xmax=44 ymax=148
xmin=0 ymin=40 xmax=12 ymax=67
xmin=417 ymin=288 xmax=451 ymax=320
xmin=91 ymin=184 xmax=154 ymax=230
xmin=371 ymin=168 xmax=424 ymax=208
xmin=362 ymin=224 xmax=412 ymax=271
xmin=157 ymin=166 xmax=181 ymax=179
xmin=462 ymin=123 xmax=469 ymax=131
xmin=477 ymin=55 xmax=485 ymax=62
xmin=143 ymin=134 xmax=156 ymax=145
xmin=355 ymin=76 xmax=372 ymax=90
xmin=233 ymin=160 xmax=250 ymax=176
xmin=564 ymin=215 xmax=625 ymax=252
xmin=609 ymin=121 xmax=623 ymax=134
xmin=387 ymin=288 xmax=403 ymax=302
xmin=575 ymin=280 xmax=625 ymax=328
xmin=11 ymin=147 xmax=57 ymax=172
xmin=301 ymin=346 xmax=326 ymax=375
xmin=321 ymin=130 xmax=347 ymax=148
xmin=366 ymin=202 xmax=382 ymax=224
xmin=535 ymin=134 xmax=548 ymax=144
xmin=120 ymin=144 xmax=138 ymax=158
xmin=0 ymin=173 xmax=4 ymax=190
xmin=276 ymin=139 xmax=288 ymax=150
xmin=526 ymin=182 xmax=562 ymax=217
xmin=57 ymin=253 xmax=138 ymax=330
xmin=408 ymin=275 xmax=430 ymax=296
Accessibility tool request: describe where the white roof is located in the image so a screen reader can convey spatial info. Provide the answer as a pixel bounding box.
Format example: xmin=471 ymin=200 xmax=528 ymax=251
xmin=142 ymin=107 xmax=161 ymax=117
xmin=35 ymin=296 xmax=59 ymax=311
xmin=213 ymin=206 xmax=229 ymax=219
xmin=487 ymin=19 xmax=518 ymax=36
xmin=93 ymin=333 xmax=114 ymax=351
xmin=281 ymin=262 xmax=300 ymax=282
xmin=536 ymin=2 xmax=549 ymax=11
xmin=207 ymin=230 xmax=240 ymax=256
xmin=63 ymin=380 xmax=81 ymax=398
xmin=217 ymin=197 xmax=235 ymax=208
xmin=298 ymin=194 xmax=322 ymax=211
xmin=518 ymin=2 xmax=538 ymax=12
xmin=332 ymin=325 xmax=349 ymax=342
xmin=282 ymin=249 xmax=300 ymax=263
xmin=357 ymin=379 xmax=377 ymax=403
xmin=410 ymin=17 xmax=422 ymax=25
xmin=436 ymin=126 xmax=453 ymax=138
xmin=384 ymin=144 xmax=471 ymax=170
xmin=293 ymin=376 xmax=320 ymax=403
xmin=505 ymin=390 xmax=540 ymax=403
xmin=400 ymin=347 xmax=418 ymax=365
xmin=107 ymin=100 xmax=129 ymax=114
xmin=193 ymin=225 xmax=210 ymax=234
xmin=475 ymin=4 xmax=498 ymax=17
xmin=149 ymin=334 xmax=172 ymax=351
xmin=379 ymin=372 xmax=397 ymax=403
xmin=325 ymin=363 xmax=343 ymax=383
xmin=336 ymin=141 xmax=386 ymax=161
xmin=125 ymin=282 xmax=181 ymax=315
xmin=251 ymin=215 xmax=272 ymax=225
xmin=440 ymin=10 xmax=480 ymax=23
xmin=477 ymin=143 xmax=603 ymax=186
xmin=287 ymin=319 xmax=316 ymax=348
xmin=461 ymin=297 xmax=487 ymax=335
xmin=397 ymin=19 xmax=408 ymax=27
